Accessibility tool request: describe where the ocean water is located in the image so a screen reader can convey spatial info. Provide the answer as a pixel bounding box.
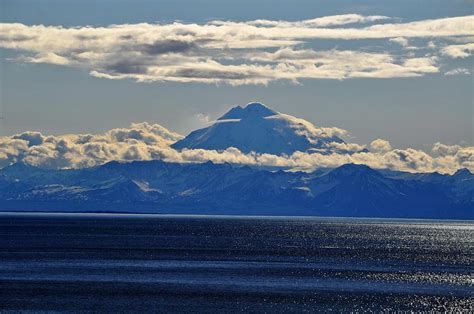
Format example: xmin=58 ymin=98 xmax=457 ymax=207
xmin=0 ymin=213 xmax=472 ymax=312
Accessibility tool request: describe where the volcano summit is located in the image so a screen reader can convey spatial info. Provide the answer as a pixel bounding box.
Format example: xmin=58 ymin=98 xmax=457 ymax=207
xmin=172 ymin=102 xmax=346 ymax=155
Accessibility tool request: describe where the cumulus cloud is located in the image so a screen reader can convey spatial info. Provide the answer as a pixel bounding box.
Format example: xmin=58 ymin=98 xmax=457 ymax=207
xmin=369 ymin=139 xmax=392 ymax=153
xmin=441 ymin=43 xmax=474 ymax=58
xmin=0 ymin=122 xmax=472 ymax=174
xmin=0 ymin=14 xmax=472 ymax=85
xmin=430 ymin=143 xmax=474 ymax=172
xmin=432 ymin=142 xmax=464 ymax=157
xmin=0 ymin=122 xmax=182 ymax=169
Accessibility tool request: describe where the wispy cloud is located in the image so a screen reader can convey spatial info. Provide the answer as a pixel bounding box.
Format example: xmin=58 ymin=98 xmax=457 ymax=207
xmin=195 ymin=113 xmax=212 ymax=125
xmin=389 ymin=37 xmax=409 ymax=47
xmin=444 ymin=68 xmax=471 ymax=75
xmin=0 ymin=14 xmax=472 ymax=85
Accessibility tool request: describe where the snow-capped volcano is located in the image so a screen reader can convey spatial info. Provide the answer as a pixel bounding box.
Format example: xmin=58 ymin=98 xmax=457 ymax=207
xmin=172 ymin=102 xmax=346 ymax=154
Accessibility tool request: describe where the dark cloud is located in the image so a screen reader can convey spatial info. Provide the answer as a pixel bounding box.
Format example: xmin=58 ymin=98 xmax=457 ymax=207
xmin=175 ymin=68 xmax=260 ymax=80
xmin=0 ymin=34 xmax=36 ymax=42
xmin=119 ymin=34 xmax=134 ymax=40
xmin=142 ymin=40 xmax=196 ymax=55
xmin=75 ymin=34 xmax=99 ymax=40
xmin=12 ymin=132 xmax=44 ymax=147
xmin=106 ymin=61 xmax=148 ymax=74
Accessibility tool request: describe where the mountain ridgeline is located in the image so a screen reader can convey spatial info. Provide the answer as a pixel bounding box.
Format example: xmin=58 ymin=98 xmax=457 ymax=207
xmin=0 ymin=161 xmax=472 ymax=218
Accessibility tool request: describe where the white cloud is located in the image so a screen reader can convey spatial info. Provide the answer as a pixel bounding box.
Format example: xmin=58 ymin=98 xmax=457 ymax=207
xmin=431 ymin=142 xmax=463 ymax=156
xmin=369 ymin=139 xmax=392 ymax=153
xmin=427 ymin=41 xmax=437 ymax=49
xmin=21 ymin=52 xmax=71 ymax=65
xmin=246 ymin=48 xmax=439 ymax=79
xmin=1 ymin=122 xmax=472 ymax=174
xmin=430 ymin=143 xmax=474 ymax=172
xmin=267 ymin=113 xmax=348 ymax=140
xmin=0 ymin=122 xmax=182 ymax=169
xmin=0 ymin=14 xmax=472 ymax=85
xmin=444 ymin=68 xmax=471 ymax=75
xmin=243 ymin=14 xmax=391 ymax=28
xmin=389 ymin=37 xmax=419 ymax=50
xmin=441 ymin=43 xmax=474 ymax=58
xmin=389 ymin=37 xmax=409 ymax=47
xmin=195 ymin=113 xmax=212 ymax=125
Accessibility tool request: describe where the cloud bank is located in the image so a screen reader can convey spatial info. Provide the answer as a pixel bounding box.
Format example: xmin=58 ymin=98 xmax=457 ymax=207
xmin=1 ymin=122 xmax=472 ymax=174
xmin=1 ymin=14 xmax=473 ymax=84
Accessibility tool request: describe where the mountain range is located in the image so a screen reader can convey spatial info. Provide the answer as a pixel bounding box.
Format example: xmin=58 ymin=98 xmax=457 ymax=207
xmin=0 ymin=161 xmax=472 ymax=218
xmin=0 ymin=102 xmax=472 ymax=219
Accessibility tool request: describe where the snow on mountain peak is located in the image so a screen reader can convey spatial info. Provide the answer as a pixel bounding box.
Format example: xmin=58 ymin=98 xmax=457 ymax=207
xmin=243 ymin=102 xmax=278 ymax=117
xmin=172 ymin=102 xmax=348 ymax=155
xmin=218 ymin=102 xmax=277 ymax=120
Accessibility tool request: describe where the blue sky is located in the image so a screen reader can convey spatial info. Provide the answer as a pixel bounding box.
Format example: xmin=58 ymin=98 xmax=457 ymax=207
xmin=0 ymin=0 xmax=473 ymax=153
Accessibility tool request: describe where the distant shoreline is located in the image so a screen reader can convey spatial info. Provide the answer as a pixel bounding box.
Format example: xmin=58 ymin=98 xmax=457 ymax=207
xmin=1 ymin=211 xmax=472 ymax=223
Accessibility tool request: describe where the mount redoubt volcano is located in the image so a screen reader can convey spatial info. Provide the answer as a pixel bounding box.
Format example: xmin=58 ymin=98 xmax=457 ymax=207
xmin=172 ymin=102 xmax=347 ymax=154
xmin=0 ymin=103 xmax=472 ymax=219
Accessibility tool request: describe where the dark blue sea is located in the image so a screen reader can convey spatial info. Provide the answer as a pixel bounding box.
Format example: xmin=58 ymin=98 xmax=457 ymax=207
xmin=0 ymin=213 xmax=472 ymax=312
